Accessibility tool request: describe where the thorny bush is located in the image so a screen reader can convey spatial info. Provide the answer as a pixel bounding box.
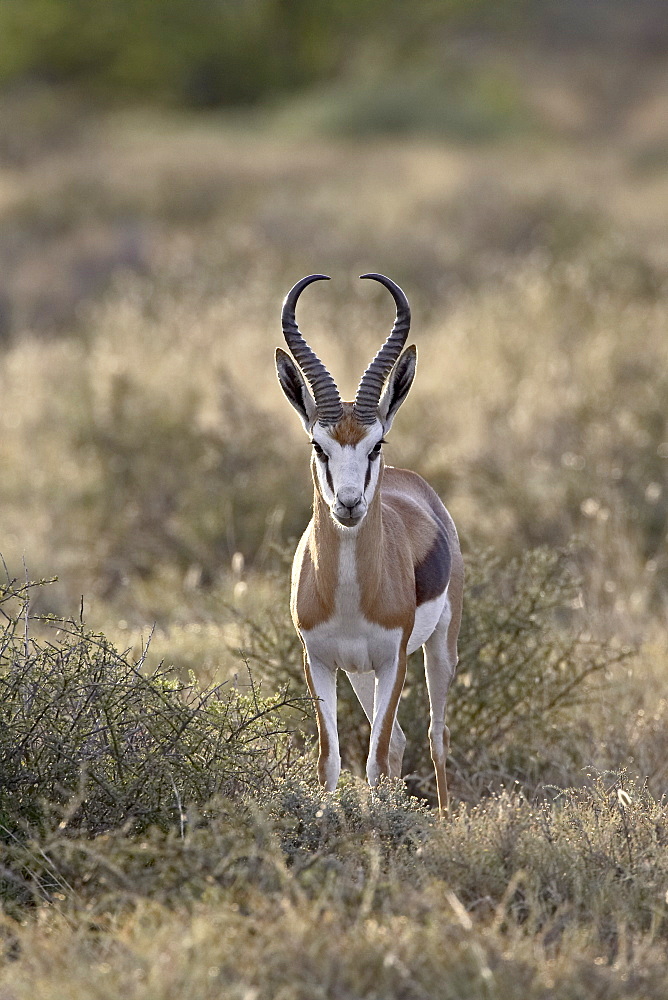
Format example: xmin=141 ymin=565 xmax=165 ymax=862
xmin=234 ymin=545 xmax=632 ymax=802
xmin=0 ymin=575 xmax=308 ymax=843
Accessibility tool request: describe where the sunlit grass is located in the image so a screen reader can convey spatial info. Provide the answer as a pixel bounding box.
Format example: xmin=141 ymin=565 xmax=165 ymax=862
xmin=2 ymin=95 xmax=668 ymax=998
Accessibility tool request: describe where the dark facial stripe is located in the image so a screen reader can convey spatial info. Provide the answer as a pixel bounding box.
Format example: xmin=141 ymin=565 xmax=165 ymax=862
xmin=415 ymin=520 xmax=452 ymax=605
xmin=325 ymin=463 xmax=334 ymax=493
xmin=364 ymin=447 xmax=382 ymax=491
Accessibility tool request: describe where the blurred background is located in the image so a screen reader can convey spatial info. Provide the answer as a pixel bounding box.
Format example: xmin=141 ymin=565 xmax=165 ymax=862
xmin=1 ymin=0 xmax=668 ymax=651
xmin=5 ymin=5 xmax=668 ymax=982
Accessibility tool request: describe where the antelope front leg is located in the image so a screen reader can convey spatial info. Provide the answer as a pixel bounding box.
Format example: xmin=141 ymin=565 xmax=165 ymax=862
xmin=347 ymin=672 xmax=407 ymax=778
xmin=367 ymin=646 xmax=407 ymax=787
xmin=424 ymin=606 xmax=458 ymax=819
xmin=303 ymin=651 xmax=340 ymax=791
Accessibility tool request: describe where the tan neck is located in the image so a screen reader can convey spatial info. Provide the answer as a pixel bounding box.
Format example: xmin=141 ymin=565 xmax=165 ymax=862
xmin=308 ymin=464 xmax=341 ymax=601
xmin=353 ymin=468 xmax=385 ymax=598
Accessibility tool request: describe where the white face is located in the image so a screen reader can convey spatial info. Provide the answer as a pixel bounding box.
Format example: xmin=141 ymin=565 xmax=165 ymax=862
xmin=310 ymin=420 xmax=385 ymax=528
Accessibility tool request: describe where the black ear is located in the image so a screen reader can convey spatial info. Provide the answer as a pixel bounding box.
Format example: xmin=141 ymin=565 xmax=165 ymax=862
xmin=377 ymin=345 xmax=417 ymax=429
xmin=276 ymin=348 xmax=317 ymax=431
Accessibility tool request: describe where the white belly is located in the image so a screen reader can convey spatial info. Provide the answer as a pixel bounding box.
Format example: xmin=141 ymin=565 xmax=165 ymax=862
xmin=302 ymin=591 xmax=450 ymax=672
xmin=302 ymin=615 xmax=403 ymax=674
xmin=407 ymin=590 xmax=450 ymax=655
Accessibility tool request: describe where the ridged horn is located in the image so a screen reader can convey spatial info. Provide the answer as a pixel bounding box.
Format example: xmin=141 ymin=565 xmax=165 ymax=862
xmin=354 ymin=273 xmax=411 ymax=424
xmin=281 ymin=274 xmax=343 ymax=425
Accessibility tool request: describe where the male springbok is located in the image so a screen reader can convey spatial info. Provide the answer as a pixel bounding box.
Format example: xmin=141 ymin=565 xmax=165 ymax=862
xmin=275 ymin=273 xmax=463 ymax=816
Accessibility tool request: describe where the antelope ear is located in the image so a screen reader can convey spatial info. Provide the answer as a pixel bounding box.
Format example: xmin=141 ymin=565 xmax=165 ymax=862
xmin=276 ymin=348 xmax=317 ymax=431
xmin=377 ymin=345 xmax=417 ymax=430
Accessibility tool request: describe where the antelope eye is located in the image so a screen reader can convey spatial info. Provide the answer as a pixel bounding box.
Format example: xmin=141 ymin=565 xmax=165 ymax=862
xmin=311 ymin=441 xmax=326 ymax=459
xmin=369 ymin=439 xmax=386 ymax=458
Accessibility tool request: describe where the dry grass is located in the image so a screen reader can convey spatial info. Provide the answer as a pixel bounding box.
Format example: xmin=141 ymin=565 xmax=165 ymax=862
xmin=3 ymin=777 xmax=668 ymax=999
xmin=1 ymin=78 xmax=668 ymax=996
xmin=1 ymin=106 xmax=668 ymax=625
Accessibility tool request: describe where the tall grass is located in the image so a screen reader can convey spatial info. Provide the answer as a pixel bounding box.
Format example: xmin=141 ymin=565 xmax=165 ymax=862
xmin=0 ymin=573 xmax=308 ymax=911
xmin=1 ymin=108 xmax=667 ymax=621
xmin=1 ymin=94 xmax=668 ymax=997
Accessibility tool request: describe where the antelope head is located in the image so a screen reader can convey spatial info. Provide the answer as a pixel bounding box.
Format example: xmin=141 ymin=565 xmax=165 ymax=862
xmin=276 ymin=273 xmax=417 ymax=529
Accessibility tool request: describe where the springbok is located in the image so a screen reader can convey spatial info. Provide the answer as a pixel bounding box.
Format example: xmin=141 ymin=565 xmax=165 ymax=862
xmin=275 ymin=273 xmax=463 ymax=816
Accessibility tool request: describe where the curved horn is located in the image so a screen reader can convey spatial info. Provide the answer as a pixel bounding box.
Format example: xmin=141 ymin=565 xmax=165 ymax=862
xmin=354 ymin=273 xmax=411 ymax=424
xmin=282 ymin=274 xmax=343 ymax=425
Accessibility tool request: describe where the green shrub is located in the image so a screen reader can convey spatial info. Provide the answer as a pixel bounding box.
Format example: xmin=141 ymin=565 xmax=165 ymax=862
xmin=446 ymin=546 xmax=631 ymax=795
xmin=268 ymin=773 xmax=433 ymax=863
xmin=236 ymin=545 xmax=631 ymax=802
xmin=0 ymin=0 xmax=521 ymax=111
xmin=0 ymin=576 xmax=307 ymax=844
